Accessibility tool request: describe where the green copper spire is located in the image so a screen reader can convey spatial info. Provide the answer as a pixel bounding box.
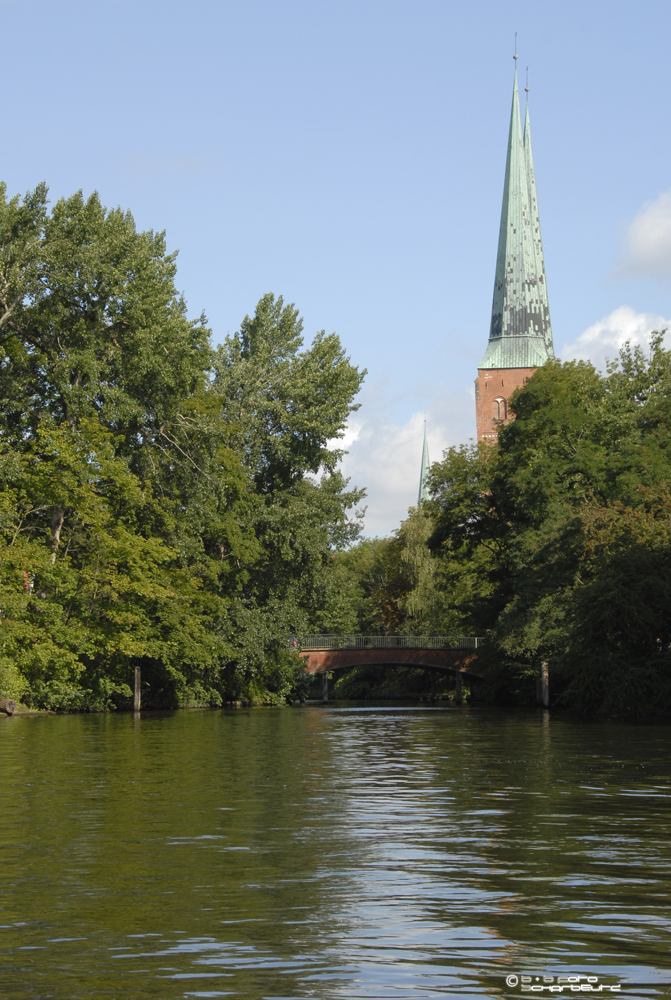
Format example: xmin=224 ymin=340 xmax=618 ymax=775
xmin=524 ymin=99 xmax=554 ymax=360
xmin=418 ymin=421 xmax=430 ymax=504
xmin=480 ymin=69 xmax=554 ymax=369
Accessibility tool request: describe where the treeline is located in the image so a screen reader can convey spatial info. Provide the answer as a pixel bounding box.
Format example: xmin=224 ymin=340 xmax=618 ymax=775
xmin=4 ymin=185 xmax=669 ymax=719
xmin=0 ymin=185 xmax=365 ymax=710
xmin=336 ymin=340 xmax=671 ymax=718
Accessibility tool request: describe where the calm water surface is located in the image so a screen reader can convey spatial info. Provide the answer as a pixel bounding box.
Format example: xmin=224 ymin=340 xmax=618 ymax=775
xmin=1 ymin=706 xmax=670 ymax=999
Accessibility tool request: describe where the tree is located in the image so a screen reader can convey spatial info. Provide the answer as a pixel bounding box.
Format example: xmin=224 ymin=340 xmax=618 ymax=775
xmin=0 ymin=186 xmax=366 ymax=709
xmin=0 ymin=185 xmax=254 ymax=708
xmin=428 ymin=339 xmax=671 ymax=717
xmin=211 ymin=294 xmax=366 ymax=695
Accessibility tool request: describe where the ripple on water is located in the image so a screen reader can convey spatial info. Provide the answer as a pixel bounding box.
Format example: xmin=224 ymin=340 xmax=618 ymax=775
xmin=0 ymin=707 xmax=670 ymax=998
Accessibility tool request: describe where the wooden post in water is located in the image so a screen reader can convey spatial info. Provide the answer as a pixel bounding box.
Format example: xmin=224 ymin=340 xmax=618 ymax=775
xmin=322 ymin=670 xmax=328 ymax=704
xmin=540 ymin=661 xmax=549 ymax=708
xmin=134 ymin=665 xmax=141 ymax=713
xmin=454 ymin=669 xmax=462 ymax=705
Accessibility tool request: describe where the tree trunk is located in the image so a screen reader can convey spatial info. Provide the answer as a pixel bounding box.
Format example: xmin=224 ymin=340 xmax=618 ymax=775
xmin=50 ymin=507 xmax=65 ymax=563
xmin=0 ymin=698 xmax=16 ymax=715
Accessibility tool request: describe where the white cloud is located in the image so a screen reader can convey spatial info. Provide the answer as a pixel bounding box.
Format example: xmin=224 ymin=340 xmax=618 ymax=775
xmin=620 ymin=190 xmax=671 ymax=277
xmin=339 ymin=381 xmax=475 ymax=537
xmin=560 ymin=306 xmax=671 ymax=371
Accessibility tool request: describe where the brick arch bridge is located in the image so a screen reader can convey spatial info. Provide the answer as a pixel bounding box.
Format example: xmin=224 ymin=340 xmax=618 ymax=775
xmin=298 ymin=635 xmax=484 ymax=702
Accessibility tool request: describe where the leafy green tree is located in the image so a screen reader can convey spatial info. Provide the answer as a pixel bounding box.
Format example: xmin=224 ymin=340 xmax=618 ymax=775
xmin=0 ymin=186 xmax=366 ymax=709
xmin=428 ymin=338 xmax=671 ymax=717
xmin=211 ymin=294 xmax=366 ymax=693
xmin=330 ymin=537 xmax=395 ymax=634
xmin=327 ymin=508 xmax=473 ymax=700
xmin=0 ymin=418 xmax=225 ymax=709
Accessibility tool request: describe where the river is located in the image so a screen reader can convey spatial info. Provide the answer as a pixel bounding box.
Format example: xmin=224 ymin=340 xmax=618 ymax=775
xmin=1 ymin=705 xmax=670 ymax=999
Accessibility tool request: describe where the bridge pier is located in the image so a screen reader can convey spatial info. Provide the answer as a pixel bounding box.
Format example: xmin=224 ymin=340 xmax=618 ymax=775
xmin=322 ymin=670 xmax=328 ymax=704
xmin=454 ymin=669 xmax=462 ymax=705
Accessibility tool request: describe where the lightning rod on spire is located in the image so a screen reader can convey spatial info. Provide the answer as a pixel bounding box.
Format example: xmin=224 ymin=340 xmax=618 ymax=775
xmin=514 ymin=31 xmax=518 ymax=60
xmin=525 ymin=66 xmax=529 ymax=95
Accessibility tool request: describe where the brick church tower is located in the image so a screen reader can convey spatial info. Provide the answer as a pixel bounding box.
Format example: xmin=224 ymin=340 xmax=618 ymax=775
xmin=475 ymin=63 xmax=555 ymax=442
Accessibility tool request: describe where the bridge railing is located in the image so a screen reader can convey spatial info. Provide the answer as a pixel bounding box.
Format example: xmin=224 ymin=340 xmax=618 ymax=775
xmin=300 ymin=635 xmax=484 ymax=651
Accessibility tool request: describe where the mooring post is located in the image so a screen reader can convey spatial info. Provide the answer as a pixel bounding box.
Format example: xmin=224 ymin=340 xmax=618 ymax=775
xmin=134 ymin=665 xmax=141 ymax=713
xmin=322 ymin=670 xmax=328 ymax=704
xmin=454 ymin=669 xmax=462 ymax=705
xmin=540 ymin=661 xmax=549 ymax=708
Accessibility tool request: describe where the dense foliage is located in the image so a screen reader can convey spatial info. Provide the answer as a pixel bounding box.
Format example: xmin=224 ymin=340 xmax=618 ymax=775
xmin=326 ymin=510 xmax=469 ymax=700
xmin=3 ymin=183 xmax=668 ymax=720
xmin=426 ymin=338 xmax=671 ymax=718
xmin=0 ymin=184 xmax=364 ymax=710
xmin=333 ymin=339 xmax=671 ymax=718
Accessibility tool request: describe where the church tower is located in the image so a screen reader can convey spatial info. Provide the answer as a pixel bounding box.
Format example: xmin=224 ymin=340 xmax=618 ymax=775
xmin=475 ymin=62 xmax=554 ymax=442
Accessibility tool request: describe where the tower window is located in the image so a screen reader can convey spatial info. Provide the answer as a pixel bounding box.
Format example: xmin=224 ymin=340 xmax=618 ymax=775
xmin=493 ymin=397 xmax=507 ymax=421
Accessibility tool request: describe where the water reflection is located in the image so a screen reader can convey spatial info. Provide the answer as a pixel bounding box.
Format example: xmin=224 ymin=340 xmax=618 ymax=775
xmin=1 ymin=706 xmax=670 ymax=998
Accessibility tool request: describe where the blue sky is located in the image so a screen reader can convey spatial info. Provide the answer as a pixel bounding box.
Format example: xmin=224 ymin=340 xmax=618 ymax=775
xmin=4 ymin=0 xmax=671 ymax=533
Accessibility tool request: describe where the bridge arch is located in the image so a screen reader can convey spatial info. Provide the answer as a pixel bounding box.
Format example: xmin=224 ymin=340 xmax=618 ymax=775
xmin=297 ymin=636 xmax=484 ymax=702
xmin=299 ymin=647 xmax=480 ymax=676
